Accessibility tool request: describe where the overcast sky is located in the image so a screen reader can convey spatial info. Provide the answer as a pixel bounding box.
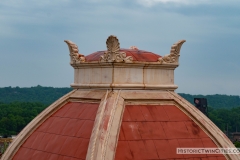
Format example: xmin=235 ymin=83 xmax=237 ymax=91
xmin=0 ymin=0 xmax=240 ymax=95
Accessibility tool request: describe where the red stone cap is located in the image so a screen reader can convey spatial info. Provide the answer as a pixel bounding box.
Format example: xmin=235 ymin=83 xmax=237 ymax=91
xmin=85 ymin=49 xmax=162 ymax=62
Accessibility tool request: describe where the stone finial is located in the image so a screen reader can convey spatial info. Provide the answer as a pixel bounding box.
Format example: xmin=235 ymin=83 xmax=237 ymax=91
xmin=100 ymin=35 xmax=133 ymax=63
xmin=130 ymin=46 xmax=138 ymax=50
xmin=158 ymin=40 xmax=186 ymax=64
xmin=64 ymin=40 xmax=85 ymax=64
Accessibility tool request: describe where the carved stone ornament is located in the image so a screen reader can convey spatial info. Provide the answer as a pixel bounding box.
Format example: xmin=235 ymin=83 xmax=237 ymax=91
xmin=158 ymin=40 xmax=186 ymax=64
xmin=64 ymin=40 xmax=85 ymax=64
xmin=100 ymin=35 xmax=133 ymax=63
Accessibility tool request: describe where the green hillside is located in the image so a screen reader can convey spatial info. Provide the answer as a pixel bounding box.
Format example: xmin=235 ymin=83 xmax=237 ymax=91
xmin=0 ymin=85 xmax=72 ymax=105
xmin=1 ymin=86 xmax=240 ymax=108
xmin=179 ymin=93 xmax=240 ymax=109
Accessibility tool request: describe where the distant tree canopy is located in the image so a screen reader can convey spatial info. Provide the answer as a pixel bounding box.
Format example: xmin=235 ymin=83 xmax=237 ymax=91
xmin=179 ymin=93 xmax=240 ymax=109
xmin=0 ymin=102 xmax=47 ymax=135
xmin=208 ymin=107 xmax=240 ymax=133
xmin=0 ymin=85 xmax=72 ymax=105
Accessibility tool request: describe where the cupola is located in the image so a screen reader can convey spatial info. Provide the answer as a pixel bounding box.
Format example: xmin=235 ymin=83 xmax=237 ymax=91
xmin=2 ymin=35 xmax=238 ymax=160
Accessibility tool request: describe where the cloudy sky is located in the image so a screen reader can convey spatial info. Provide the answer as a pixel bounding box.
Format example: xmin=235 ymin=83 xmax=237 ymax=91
xmin=0 ymin=0 xmax=240 ymax=95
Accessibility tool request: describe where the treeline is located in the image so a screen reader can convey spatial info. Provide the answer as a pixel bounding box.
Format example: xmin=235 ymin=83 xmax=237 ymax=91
xmin=1 ymin=86 xmax=240 ymax=109
xmin=0 ymin=102 xmax=47 ymax=135
xmin=208 ymin=107 xmax=240 ymax=134
xmin=0 ymin=85 xmax=72 ymax=105
xmin=179 ymin=93 xmax=240 ymax=109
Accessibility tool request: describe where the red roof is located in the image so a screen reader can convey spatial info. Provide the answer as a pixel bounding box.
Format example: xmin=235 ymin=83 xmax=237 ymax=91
xmin=13 ymin=102 xmax=99 ymax=160
xmin=85 ymin=49 xmax=162 ymax=62
xmin=115 ymin=105 xmax=226 ymax=159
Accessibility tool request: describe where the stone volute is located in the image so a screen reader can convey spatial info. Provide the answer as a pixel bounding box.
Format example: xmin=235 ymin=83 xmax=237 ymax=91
xmin=64 ymin=35 xmax=186 ymax=90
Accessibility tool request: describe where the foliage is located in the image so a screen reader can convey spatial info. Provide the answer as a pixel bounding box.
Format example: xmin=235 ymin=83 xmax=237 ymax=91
xmin=0 ymin=102 xmax=47 ymax=135
xmin=179 ymin=93 xmax=240 ymax=109
xmin=208 ymin=107 xmax=240 ymax=134
xmin=0 ymin=140 xmax=10 ymax=157
xmin=234 ymin=141 xmax=240 ymax=148
xmin=0 ymin=85 xmax=72 ymax=105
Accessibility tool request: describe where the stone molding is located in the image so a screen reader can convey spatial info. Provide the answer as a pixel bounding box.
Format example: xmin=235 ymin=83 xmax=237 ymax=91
xmin=158 ymin=40 xmax=186 ymax=64
xmin=64 ymin=40 xmax=85 ymax=64
xmin=100 ymin=35 xmax=133 ymax=63
xmin=71 ymin=63 xmax=177 ymax=90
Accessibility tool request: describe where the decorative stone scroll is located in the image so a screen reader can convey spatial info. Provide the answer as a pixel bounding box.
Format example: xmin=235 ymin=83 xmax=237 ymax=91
xmin=64 ymin=40 xmax=85 ymax=64
xmin=158 ymin=40 xmax=186 ymax=64
xmin=100 ymin=35 xmax=133 ymax=63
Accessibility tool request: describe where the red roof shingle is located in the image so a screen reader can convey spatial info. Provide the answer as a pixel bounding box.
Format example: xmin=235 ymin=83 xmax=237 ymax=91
xmin=115 ymin=105 xmax=226 ymax=160
xmin=13 ymin=102 xmax=99 ymax=160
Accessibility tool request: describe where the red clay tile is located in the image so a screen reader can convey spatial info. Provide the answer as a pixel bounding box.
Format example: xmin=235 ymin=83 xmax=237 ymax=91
xmin=29 ymin=132 xmax=46 ymax=150
xmin=152 ymin=105 xmax=170 ymax=121
xmin=163 ymin=105 xmax=190 ymax=121
xmin=138 ymin=122 xmax=166 ymax=139
xmin=126 ymin=105 xmax=146 ymax=121
xmin=60 ymin=118 xmax=79 ymax=136
xmin=77 ymin=104 xmax=99 ymax=120
xmin=201 ymin=138 xmax=218 ymax=148
xmin=74 ymin=138 xmax=90 ymax=159
xmin=60 ymin=137 xmax=84 ymax=157
xmin=61 ymin=156 xmax=73 ymax=160
xmin=128 ymin=140 xmax=159 ymax=159
xmin=53 ymin=102 xmax=72 ymax=117
xmin=44 ymin=134 xmax=67 ymax=154
xmin=36 ymin=116 xmax=55 ymax=132
xmin=63 ymin=102 xmax=82 ymax=118
xmin=22 ymin=131 xmax=39 ymax=148
xmin=13 ymin=148 xmax=33 ymax=160
xmin=39 ymin=133 xmax=55 ymax=151
xmin=139 ymin=105 xmax=154 ymax=121
xmin=118 ymin=125 xmax=126 ymax=141
xmin=161 ymin=121 xmax=191 ymax=139
xmin=122 ymin=106 xmax=132 ymax=121
xmin=191 ymin=138 xmax=205 ymax=148
xmin=31 ymin=150 xmax=50 ymax=160
xmin=14 ymin=102 xmax=97 ymax=160
xmin=121 ymin=122 xmax=141 ymax=140
xmin=68 ymin=119 xmax=85 ymax=137
xmin=47 ymin=154 xmax=60 ymax=160
xmin=57 ymin=155 xmax=65 ymax=160
xmin=185 ymin=121 xmax=209 ymax=138
xmin=154 ymin=139 xmax=184 ymax=159
xmin=83 ymin=105 xmax=99 ymax=120
xmin=116 ymin=104 xmax=228 ymax=160
xmin=217 ymin=157 xmax=227 ymax=160
xmin=67 ymin=138 xmax=84 ymax=158
xmin=59 ymin=137 xmax=77 ymax=157
xmin=47 ymin=117 xmax=70 ymax=134
xmin=75 ymin=120 xmax=95 ymax=139
xmin=85 ymin=51 xmax=105 ymax=62
xmin=207 ymin=157 xmax=219 ymax=160
xmin=203 ymin=158 xmax=223 ymax=160
xmin=115 ymin=141 xmax=133 ymax=160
